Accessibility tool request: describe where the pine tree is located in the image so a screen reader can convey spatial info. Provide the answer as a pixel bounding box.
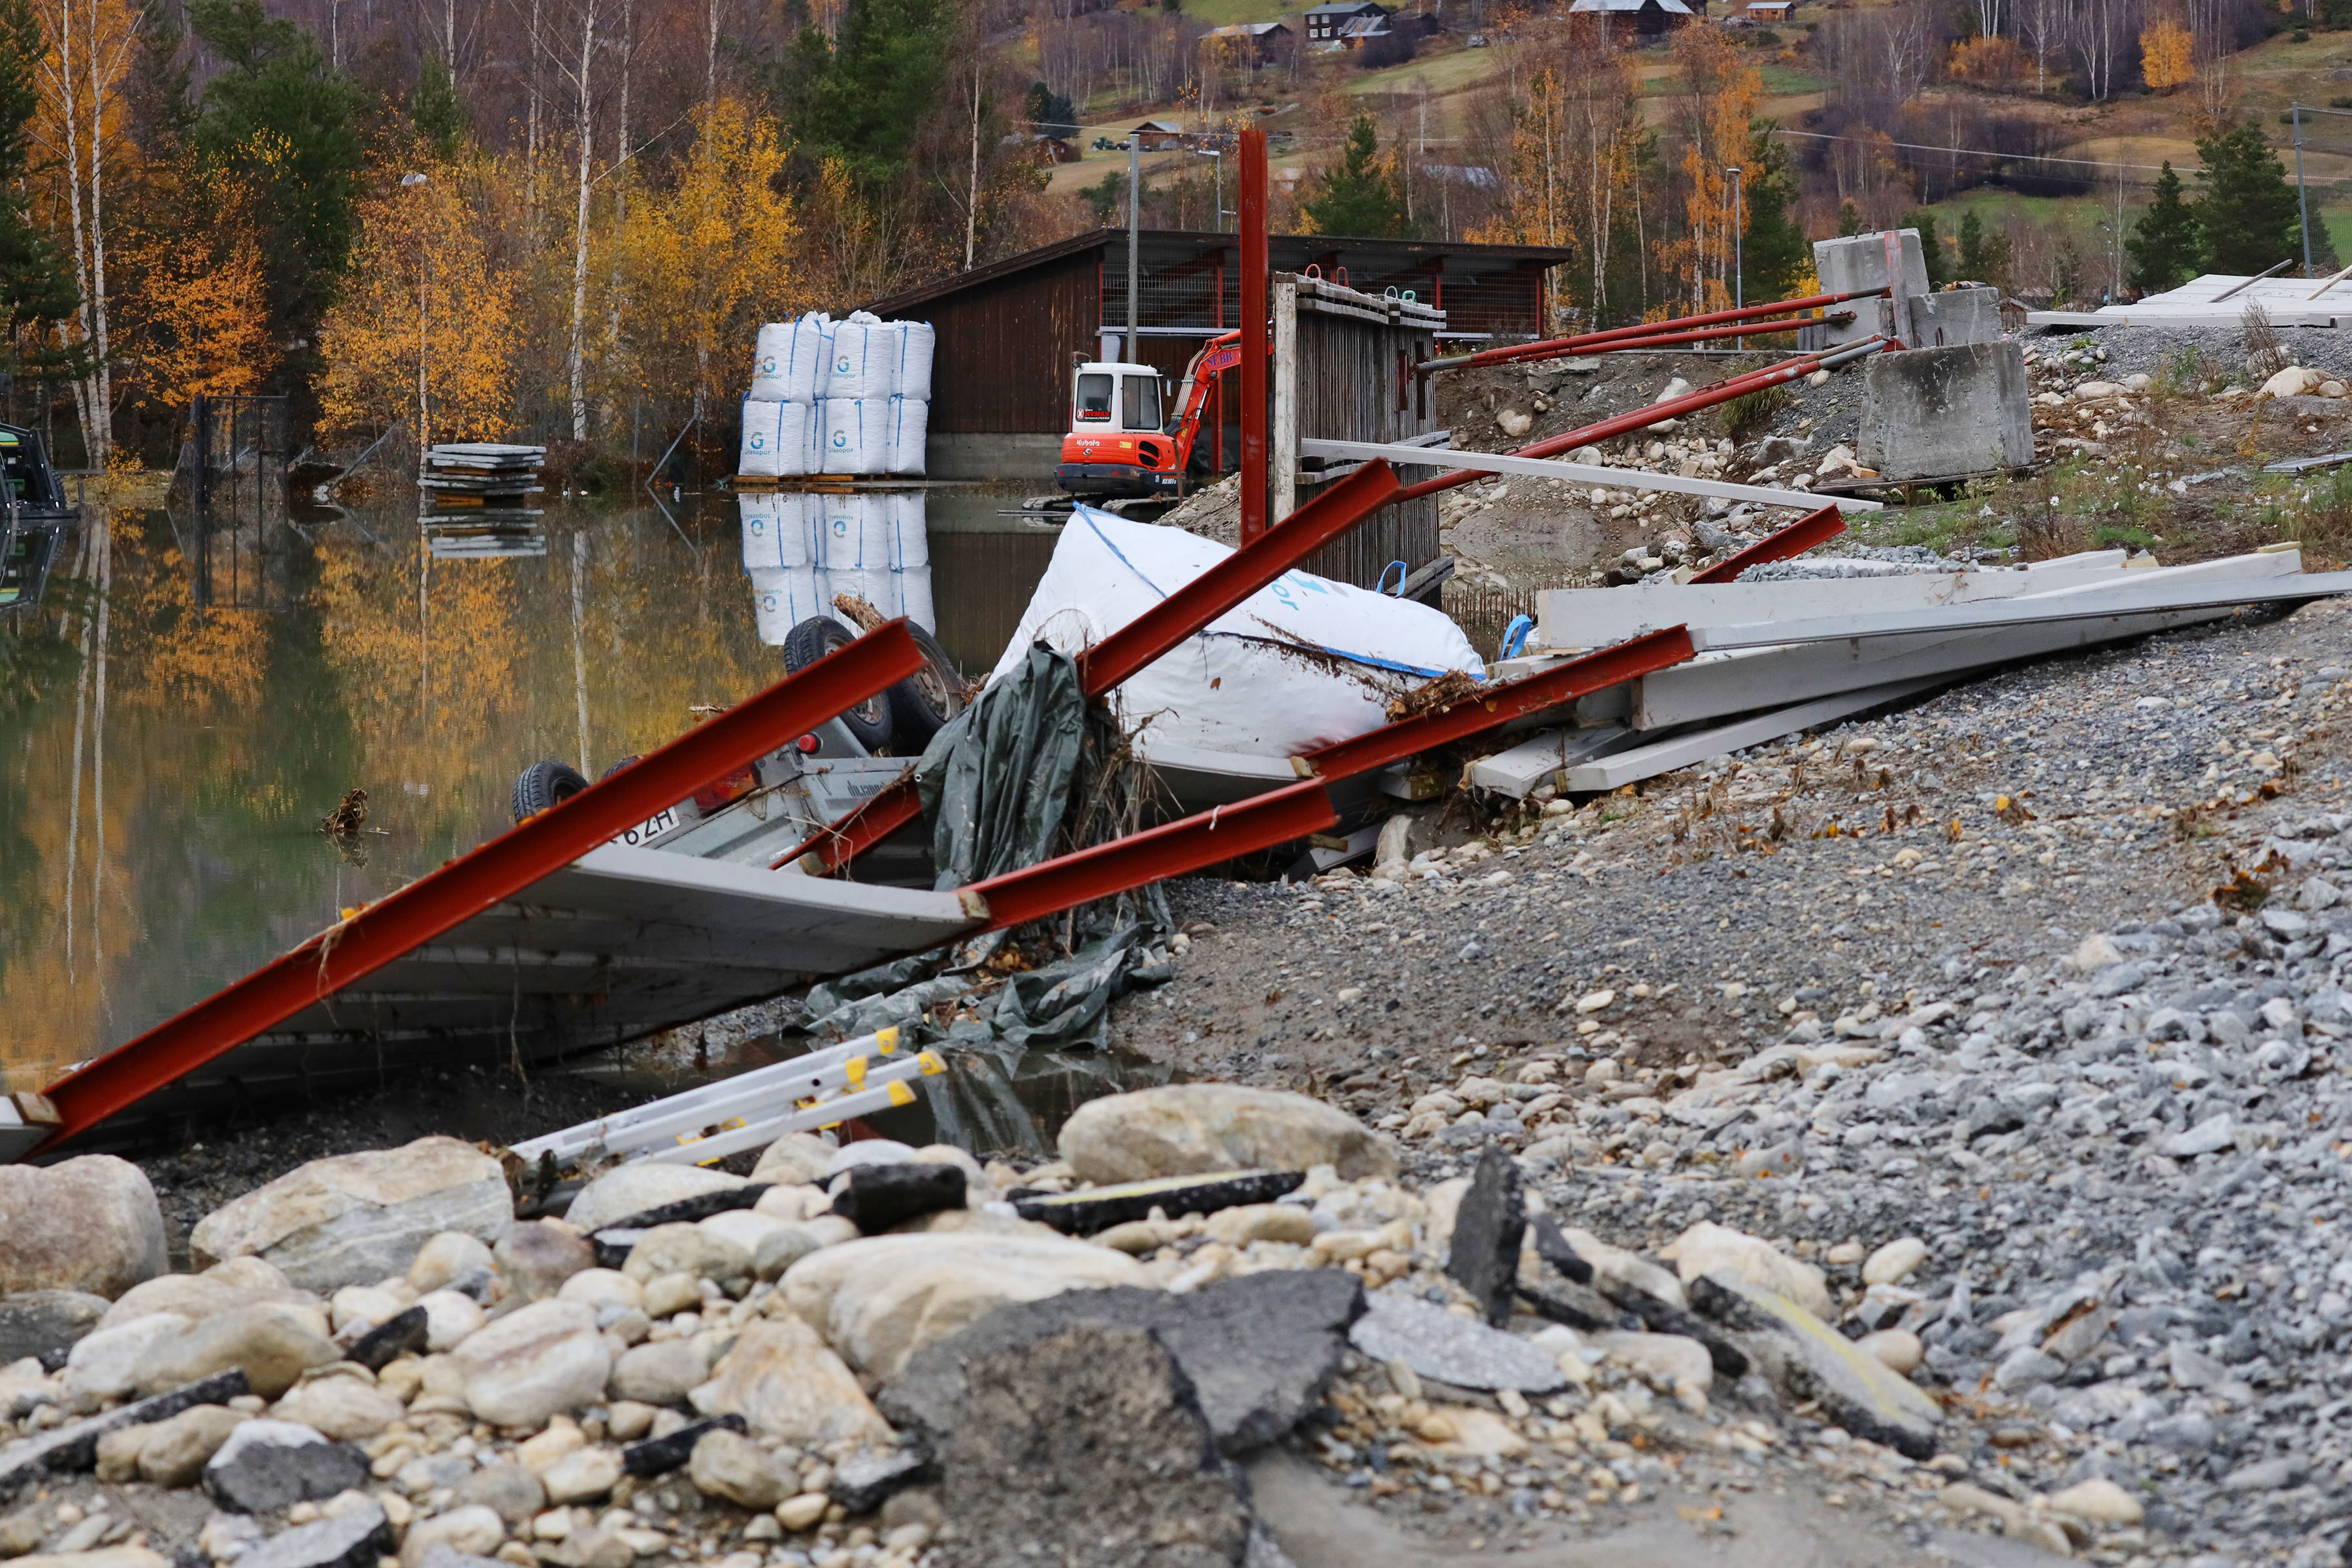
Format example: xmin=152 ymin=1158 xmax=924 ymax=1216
xmin=0 ymin=0 xmax=76 ymax=350
xmin=1956 ymin=208 xmax=2012 ymax=289
xmin=1303 ymin=114 xmax=1411 ymax=238
xmin=2126 ymin=161 xmax=2201 ymax=295
xmin=188 ymin=0 xmax=365 ymax=354
xmin=1023 ymin=82 xmax=1077 ymax=144
xmin=773 ymin=0 xmax=958 ymax=191
xmin=2192 ymin=122 xmax=2302 ymax=277
xmin=1737 ymin=125 xmax=1807 ymax=303
xmin=1837 ymin=200 xmax=1861 ymax=238
xmin=414 ymin=54 xmax=466 ymax=162
xmin=1903 ymin=210 xmax=1949 ymax=287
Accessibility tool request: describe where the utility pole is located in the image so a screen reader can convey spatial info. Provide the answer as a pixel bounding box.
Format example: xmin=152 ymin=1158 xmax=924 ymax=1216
xmin=2295 ymin=104 xmax=2314 ymax=278
xmin=1726 ymin=167 xmax=1743 ymax=310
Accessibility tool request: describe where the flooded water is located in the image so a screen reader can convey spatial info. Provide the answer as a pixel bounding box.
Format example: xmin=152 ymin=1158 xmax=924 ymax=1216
xmin=0 ymin=484 xmax=1064 ymax=1096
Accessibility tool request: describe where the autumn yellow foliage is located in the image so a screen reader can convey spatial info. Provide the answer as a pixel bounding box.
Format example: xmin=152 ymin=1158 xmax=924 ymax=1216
xmin=112 ymin=158 xmax=278 ymax=410
xmin=316 ymin=157 xmax=523 ymax=444
xmin=2142 ymin=20 xmax=2194 ymax=91
xmin=1948 ymin=35 xmax=2029 ymax=84
xmin=1665 ymin=25 xmax=1762 ymax=315
xmin=617 ymin=97 xmax=808 ymax=417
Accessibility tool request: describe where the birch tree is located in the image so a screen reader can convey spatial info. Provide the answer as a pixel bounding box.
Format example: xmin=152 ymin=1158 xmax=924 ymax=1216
xmin=545 ymin=0 xmax=596 ymax=441
xmin=31 ymin=0 xmax=137 ymax=465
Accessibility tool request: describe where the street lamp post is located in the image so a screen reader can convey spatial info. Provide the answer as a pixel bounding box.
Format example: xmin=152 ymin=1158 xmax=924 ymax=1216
xmin=1725 ymin=166 xmax=1743 ymax=312
xmin=1196 ymin=146 xmax=1228 ymax=231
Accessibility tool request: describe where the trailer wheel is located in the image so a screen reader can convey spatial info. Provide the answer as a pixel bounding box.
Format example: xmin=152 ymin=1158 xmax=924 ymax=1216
xmin=782 ymin=616 xmax=894 ymax=753
xmin=888 ymin=623 xmax=966 ymax=749
xmin=512 ymin=759 xmax=591 ymax=823
xmin=600 ymin=755 xmax=642 ymax=779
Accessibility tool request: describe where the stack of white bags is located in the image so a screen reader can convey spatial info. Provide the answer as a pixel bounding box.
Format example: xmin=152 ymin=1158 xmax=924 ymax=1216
xmin=738 ymin=310 xmax=934 ymax=478
xmin=739 ymin=491 xmax=935 ymax=637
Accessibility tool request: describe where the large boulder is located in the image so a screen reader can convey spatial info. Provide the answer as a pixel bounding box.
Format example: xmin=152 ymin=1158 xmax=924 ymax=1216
xmin=446 ymin=1300 xmax=610 ymax=1428
xmin=189 ymin=1138 xmax=512 ymax=1293
xmin=687 ymin=1318 xmax=892 ymax=1447
xmin=781 ymin=1232 xmax=1149 ymax=1380
xmin=882 ymin=1269 xmax=1364 ymax=1457
xmin=132 ymin=1304 xmax=340 ymax=1399
xmin=0 ymin=1157 xmax=167 ymax=1299
xmin=928 ymin=1323 xmax=1252 ymax=1568
xmin=1056 ymin=1086 xmax=1397 ymax=1184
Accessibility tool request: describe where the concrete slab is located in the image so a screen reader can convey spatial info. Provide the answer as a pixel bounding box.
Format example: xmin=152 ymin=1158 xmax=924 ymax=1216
xmin=1469 ymin=727 xmax=1639 ymax=798
xmin=1857 ymin=342 xmax=2033 ymax=483
xmin=1246 ymin=1452 xmax=2032 ymax=1568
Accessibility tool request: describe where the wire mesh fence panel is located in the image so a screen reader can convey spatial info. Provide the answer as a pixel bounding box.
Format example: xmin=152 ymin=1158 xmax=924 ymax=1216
xmin=187 ymin=393 xmax=291 ymax=612
xmin=1444 ymin=574 xmax=1588 ymax=661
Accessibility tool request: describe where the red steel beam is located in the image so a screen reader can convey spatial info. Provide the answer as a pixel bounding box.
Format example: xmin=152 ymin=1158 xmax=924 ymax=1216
xmin=1296 ymin=627 xmax=1697 ymax=783
xmin=781 ymin=459 xmax=1405 ymax=875
xmin=36 ymin=623 xmax=926 ymax=1155
xmin=1077 ymin=459 xmax=1401 ymax=693
xmin=1527 ymin=316 xmax=1852 ymax=356
xmin=1238 ymin=127 xmax=1270 ymax=544
xmin=969 ymin=778 xmax=1337 ymax=931
xmin=1394 ymin=339 xmax=1886 ymax=506
xmin=1687 ymin=502 xmax=1848 ymax=584
xmin=1419 ymin=288 xmax=1890 ymax=374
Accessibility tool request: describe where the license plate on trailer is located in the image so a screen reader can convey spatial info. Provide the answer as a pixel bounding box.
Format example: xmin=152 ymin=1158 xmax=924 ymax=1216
xmin=612 ymin=807 xmax=680 ymax=847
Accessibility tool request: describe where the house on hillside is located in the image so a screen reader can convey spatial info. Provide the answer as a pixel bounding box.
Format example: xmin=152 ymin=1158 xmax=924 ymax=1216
xmin=1335 ymin=12 xmax=1394 ymax=45
xmin=1203 ymin=20 xmax=1293 ymax=61
xmin=1740 ymin=0 xmax=1793 ymax=21
xmin=1567 ymin=0 xmax=1696 ymax=35
xmin=1126 ymin=119 xmax=1187 ymax=151
xmin=1303 ymin=1 xmax=1390 ymax=44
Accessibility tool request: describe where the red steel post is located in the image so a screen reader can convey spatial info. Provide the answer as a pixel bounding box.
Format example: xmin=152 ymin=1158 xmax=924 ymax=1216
xmin=969 ymin=779 xmax=1338 ymax=931
xmin=1418 ymin=287 xmax=1889 ymax=374
xmin=1688 ymin=503 xmax=1848 ymax=584
xmin=37 ymin=623 xmax=927 ymax=1154
xmin=1238 ymin=127 xmax=1269 ymax=542
xmin=1296 ymin=627 xmax=1697 ymax=783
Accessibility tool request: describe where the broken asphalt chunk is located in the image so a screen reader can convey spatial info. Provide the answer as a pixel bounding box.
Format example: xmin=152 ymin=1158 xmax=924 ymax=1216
xmin=1348 ymin=1289 xmax=1565 ymax=1394
xmin=828 ymin=1164 xmax=965 ymax=1236
xmin=1008 ymin=1170 xmax=1305 ymax=1236
xmin=1690 ymin=1274 xmax=1940 ymax=1460
xmin=1444 ymin=1144 xmax=1524 ymax=1328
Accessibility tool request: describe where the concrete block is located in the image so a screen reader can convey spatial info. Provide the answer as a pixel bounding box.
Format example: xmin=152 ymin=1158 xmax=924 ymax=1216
xmin=1909 ymin=286 xmax=2001 ymax=348
xmin=1859 ymin=341 xmax=2031 ymax=482
xmin=1813 ymin=231 xmax=1929 ymax=346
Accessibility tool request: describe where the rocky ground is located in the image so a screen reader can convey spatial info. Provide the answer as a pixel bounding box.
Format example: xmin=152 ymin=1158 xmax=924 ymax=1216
xmin=1103 ymin=585 xmax=2352 ymax=1565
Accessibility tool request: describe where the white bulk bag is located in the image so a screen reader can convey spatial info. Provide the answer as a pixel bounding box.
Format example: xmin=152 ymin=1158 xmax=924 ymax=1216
xmin=749 ymin=315 xmax=830 ymax=402
xmin=987 ymin=507 xmax=1484 ymax=758
xmin=883 ymin=395 xmax=928 ymax=475
xmin=740 ymin=493 xmax=791 ymax=570
xmin=885 ymin=490 xmax=931 ymax=567
xmin=738 ymin=398 xmax=791 ymax=478
xmin=748 ymin=566 xmax=831 ymax=645
xmin=774 ymin=399 xmax=812 ymax=476
xmin=813 ymin=493 xmax=878 ymax=568
xmin=892 ymin=320 xmax=936 ymax=400
xmin=748 ymin=323 xmax=792 ymax=402
xmin=820 ymin=397 xmax=887 ymax=474
xmin=825 ymin=310 xmax=893 ymax=400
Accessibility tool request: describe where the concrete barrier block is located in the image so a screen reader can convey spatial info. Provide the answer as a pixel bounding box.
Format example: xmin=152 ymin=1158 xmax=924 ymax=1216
xmin=1859 ymin=341 xmax=2033 ymax=482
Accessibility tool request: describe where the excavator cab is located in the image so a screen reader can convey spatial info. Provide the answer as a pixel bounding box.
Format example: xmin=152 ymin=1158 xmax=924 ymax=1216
xmin=1057 ymin=361 xmax=1180 ymax=498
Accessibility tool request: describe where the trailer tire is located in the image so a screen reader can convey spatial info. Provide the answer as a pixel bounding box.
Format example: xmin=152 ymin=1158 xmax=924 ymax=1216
xmin=781 ymin=615 xmax=894 ymax=753
xmin=600 ymin=755 xmax=642 ymax=779
xmin=512 ymin=759 xmax=591 ymax=823
xmin=888 ymin=623 xmax=966 ymax=749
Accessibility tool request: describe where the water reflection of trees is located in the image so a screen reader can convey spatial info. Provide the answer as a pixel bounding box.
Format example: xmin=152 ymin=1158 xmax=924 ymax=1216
xmin=0 ymin=500 xmax=775 ymax=1090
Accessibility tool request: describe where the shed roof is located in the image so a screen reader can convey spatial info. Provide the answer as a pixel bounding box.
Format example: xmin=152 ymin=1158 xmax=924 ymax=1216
xmin=866 ymin=228 xmax=1578 ymax=319
xmin=1567 ymin=0 xmax=1695 ymax=12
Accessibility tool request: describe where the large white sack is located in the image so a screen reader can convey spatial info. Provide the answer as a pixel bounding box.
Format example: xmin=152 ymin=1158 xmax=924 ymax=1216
xmin=885 ymin=491 xmax=931 ymax=566
xmin=748 ymin=566 xmax=834 ymax=645
xmin=749 ymin=316 xmax=830 ymax=402
xmin=740 ymin=493 xmax=815 ymax=572
xmin=987 ymin=507 xmax=1483 ymax=757
xmin=883 ymin=396 xmax=928 ymax=475
xmin=738 ymin=398 xmax=792 ymax=478
xmin=820 ymin=398 xmax=887 ymax=475
xmin=740 ymin=492 xmax=787 ymax=570
xmin=892 ymin=321 xmax=936 ymax=400
xmin=825 ymin=310 xmax=892 ymax=400
xmin=813 ymin=493 xmax=877 ymax=568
